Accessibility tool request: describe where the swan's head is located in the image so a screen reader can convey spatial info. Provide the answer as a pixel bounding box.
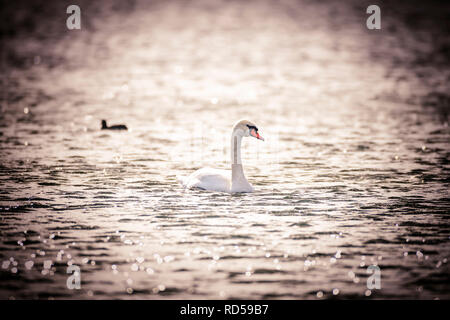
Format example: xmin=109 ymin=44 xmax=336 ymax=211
xmin=101 ymin=120 xmax=107 ymax=129
xmin=233 ymin=120 xmax=264 ymax=141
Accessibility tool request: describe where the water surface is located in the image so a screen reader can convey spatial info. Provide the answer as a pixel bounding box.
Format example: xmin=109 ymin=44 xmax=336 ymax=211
xmin=1 ymin=0 xmax=449 ymax=299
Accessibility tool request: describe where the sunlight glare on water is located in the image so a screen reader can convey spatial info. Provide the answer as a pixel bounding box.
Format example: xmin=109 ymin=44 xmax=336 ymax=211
xmin=0 ymin=0 xmax=449 ymax=299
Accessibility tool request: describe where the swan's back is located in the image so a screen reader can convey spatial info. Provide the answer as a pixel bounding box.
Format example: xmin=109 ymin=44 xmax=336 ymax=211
xmin=180 ymin=167 xmax=231 ymax=193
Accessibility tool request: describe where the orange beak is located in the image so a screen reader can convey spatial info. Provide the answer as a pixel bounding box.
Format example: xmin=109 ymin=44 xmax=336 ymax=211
xmin=256 ymin=132 xmax=264 ymax=141
xmin=251 ymin=129 xmax=264 ymax=141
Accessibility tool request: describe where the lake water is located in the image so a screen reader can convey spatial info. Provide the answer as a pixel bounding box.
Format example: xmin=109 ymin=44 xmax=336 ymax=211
xmin=1 ymin=0 xmax=449 ymax=299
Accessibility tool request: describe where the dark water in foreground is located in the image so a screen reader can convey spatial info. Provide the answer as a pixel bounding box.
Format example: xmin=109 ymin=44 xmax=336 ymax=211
xmin=1 ymin=0 xmax=449 ymax=299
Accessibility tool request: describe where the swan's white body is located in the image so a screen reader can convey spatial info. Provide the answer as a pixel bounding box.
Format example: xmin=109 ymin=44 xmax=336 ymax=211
xmin=179 ymin=167 xmax=232 ymax=193
xmin=179 ymin=120 xmax=263 ymax=193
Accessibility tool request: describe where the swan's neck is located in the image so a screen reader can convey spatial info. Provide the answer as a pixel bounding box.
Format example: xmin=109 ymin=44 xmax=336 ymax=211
xmin=231 ymin=130 xmax=243 ymax=165
xmin=230 ymin=129 xmax=252 ymax=192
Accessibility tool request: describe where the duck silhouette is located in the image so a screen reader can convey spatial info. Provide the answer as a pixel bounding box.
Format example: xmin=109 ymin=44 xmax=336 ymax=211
xmin=101 ymin=120 xmax=128 ymax=130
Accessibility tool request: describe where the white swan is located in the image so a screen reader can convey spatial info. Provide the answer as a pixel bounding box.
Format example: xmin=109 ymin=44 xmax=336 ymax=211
xmin=179 ymin=120 xmax=264 ymax=193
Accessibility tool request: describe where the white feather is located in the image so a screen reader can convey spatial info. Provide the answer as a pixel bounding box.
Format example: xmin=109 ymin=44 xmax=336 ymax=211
xmin=180 ymin=168 xmax=231 ymax=193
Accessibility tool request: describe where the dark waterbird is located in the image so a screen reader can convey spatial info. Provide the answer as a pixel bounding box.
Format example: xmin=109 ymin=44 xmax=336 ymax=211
xmin=101 ymin=120 xmax=128 ymax=130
